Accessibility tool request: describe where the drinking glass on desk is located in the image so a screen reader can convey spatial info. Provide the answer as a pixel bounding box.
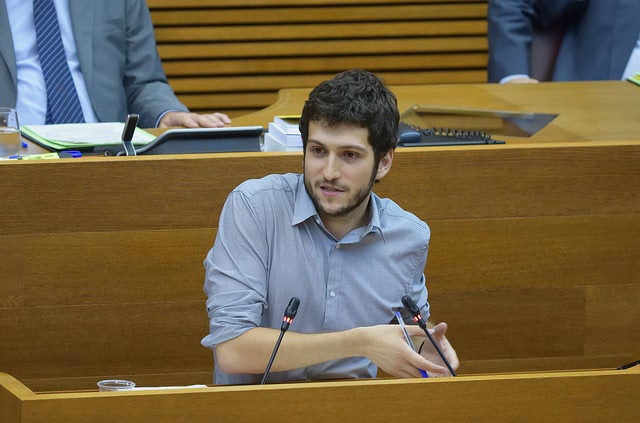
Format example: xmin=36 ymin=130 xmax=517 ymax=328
xmin=0 ymin=107 xmax=20 ymax=159
xmin=97 ymin=379 xmax=136 ymax=391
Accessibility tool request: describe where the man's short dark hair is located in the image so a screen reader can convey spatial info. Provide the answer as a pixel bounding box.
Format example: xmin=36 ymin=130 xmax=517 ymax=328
xmin=299 ymin=69 xmax=399 ymax=163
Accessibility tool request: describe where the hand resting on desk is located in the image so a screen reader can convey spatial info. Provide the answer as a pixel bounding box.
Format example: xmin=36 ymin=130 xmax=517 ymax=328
xmin=159 ymin=111 xmax=232 ymax=128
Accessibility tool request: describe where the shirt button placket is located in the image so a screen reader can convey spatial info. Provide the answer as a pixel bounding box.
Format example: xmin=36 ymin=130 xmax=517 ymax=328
xmin=323 ymin=243 xmax=342 ymax=330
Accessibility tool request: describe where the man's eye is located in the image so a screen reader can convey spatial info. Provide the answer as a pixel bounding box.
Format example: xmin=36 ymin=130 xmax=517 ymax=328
xmin=343 ymin=151 xmax=359 ymax=159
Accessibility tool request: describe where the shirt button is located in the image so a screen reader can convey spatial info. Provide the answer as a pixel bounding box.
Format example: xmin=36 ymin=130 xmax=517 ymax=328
xmin=335 ymin=244 xmax=341 ymax=249
xmin=329 ymin=291 xmax=336 ymax=297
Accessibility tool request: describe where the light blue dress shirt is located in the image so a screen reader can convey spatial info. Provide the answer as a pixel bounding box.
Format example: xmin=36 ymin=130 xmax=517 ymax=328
xmin=6 ymin=0 xmax=98 ymax=125
xmin=202 ymin=173 xmax=431 ymax=385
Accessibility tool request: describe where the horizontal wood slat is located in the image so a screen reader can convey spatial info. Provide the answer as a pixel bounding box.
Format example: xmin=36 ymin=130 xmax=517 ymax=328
xmin=164 ymin=54 xmax=488 ymax=78
xmin=158 ymin=38 xmax=488 ymax=60
xmin=149 ymin=0 xmax=485 ymax=8
xmin=172 ymin=71 xmax=485 ymax=89
xmin=146 ymin=0 xmax=489 ymax=115
xmin=154 ymin=21 xmax=486 ymax=43
xmin=150 ymin=4 xmax=487 ymax=26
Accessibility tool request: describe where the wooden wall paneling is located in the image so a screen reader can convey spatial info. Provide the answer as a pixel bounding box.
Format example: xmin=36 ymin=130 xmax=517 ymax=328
xmin=0 ymin=301 xmax=210 ymax=381
xmin=146 ymin=0 xmax=489 ymax=115
xmin=1 ymin=135 xmax=637 ymax=390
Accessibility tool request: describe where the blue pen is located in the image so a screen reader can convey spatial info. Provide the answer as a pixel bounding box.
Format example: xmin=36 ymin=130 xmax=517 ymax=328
xmin=395 ymin=311 xmax=429 ymax=378
xmin=59 ymin=150 xmax=82 ymax=158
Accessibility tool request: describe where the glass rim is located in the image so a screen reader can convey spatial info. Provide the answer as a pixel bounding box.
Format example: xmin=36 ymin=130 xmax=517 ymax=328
xmin=96 ymin=379 xmax=136 ymax=390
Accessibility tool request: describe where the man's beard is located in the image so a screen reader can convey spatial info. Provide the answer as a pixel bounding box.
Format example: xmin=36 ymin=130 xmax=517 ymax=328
xmin=304 ymin=166 xmax=378 ymax=218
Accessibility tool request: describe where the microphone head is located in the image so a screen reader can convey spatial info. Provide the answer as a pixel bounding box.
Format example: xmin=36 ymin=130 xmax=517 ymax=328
xmin=281 ymin=297 xmax=300 ymax=331
xmin=401 ymin=295 xmax=427 ymax=329
xmin=401 ymin=295 xmax=420 ymax=315
xmin=285 ymin=297 xmax=300 ymax=319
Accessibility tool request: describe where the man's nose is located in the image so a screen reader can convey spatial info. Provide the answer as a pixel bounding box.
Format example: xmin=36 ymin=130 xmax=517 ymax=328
xmin=322 ymin=154 xmax=341 ymax=180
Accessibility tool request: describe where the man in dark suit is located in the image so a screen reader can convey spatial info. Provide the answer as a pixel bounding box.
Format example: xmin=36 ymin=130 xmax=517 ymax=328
xmin=0 ymin=0 xmax=230 ymax=128
xmin=487 ymin=0 xmax=640 ymax=83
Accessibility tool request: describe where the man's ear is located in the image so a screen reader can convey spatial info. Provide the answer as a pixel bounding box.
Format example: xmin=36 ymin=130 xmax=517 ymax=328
xmin=375 ymin=150 xmax=394 ymax=180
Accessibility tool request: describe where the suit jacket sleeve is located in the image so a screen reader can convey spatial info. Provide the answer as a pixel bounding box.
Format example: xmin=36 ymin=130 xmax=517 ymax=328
xmin=487 ymin=0 xmax=591 ymax=83
xmin=76 ymin=0 xmax=188 ymax=128
xmin=487 ymin=0 xmax=538 ymax=82
xmin=121 ymin=0 xmax=188 ymax=128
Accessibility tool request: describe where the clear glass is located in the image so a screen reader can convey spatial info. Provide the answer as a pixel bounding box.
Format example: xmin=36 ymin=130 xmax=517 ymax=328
xmin=0 ymin=107 xmax=21 ymax=159
xmin=97 ymin=379 xmax=136 ymax=392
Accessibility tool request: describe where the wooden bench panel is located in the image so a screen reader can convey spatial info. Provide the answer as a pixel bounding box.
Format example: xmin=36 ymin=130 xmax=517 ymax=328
xmin=0 ymin=229 xmax=214 ymax=307
xmin=147 ymin=0 xmax=490 ymax=116
xmin=0 ymin=302 xmax=211 ymax=380
xmin=1 ymin=141 xmax=638 ymax=389
xmin=1 ymin=144 xmax=637 ymax=236
xmin=1 ymin=215 xmax=635 ymax=309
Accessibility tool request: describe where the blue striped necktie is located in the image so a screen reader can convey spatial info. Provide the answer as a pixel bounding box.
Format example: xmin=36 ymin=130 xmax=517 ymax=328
xmin=33 ymin=0 xmax=85 ymax=124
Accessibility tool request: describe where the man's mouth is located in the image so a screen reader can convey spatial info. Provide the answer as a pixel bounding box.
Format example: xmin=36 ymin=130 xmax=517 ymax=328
xmin=319 ymin=183 xmax=345 ymax=196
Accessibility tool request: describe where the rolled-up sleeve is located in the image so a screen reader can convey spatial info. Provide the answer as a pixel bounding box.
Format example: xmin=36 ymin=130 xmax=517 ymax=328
xmin=200 ymin=188 xmax=269 ymax=349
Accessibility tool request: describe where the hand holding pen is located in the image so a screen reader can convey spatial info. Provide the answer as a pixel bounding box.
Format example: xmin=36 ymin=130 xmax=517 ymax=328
xmin=415 ymin=322 xmax=459 ymax=377
xmin=395 ymin=311 xmax=429 ymax=378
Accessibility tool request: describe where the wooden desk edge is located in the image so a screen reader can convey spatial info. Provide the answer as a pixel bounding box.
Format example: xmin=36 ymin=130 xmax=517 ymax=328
xmin=2 ymin=367 xmax=636 ymax=399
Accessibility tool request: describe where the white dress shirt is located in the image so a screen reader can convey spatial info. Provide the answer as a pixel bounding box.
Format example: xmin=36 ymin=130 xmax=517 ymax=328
xmin=622 ymin=33 xmax=640 ymax=80
xmin=6 ymin=0 xmax=98 ymax=125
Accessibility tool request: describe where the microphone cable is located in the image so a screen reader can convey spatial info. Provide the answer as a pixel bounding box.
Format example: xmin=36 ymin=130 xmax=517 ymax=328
xmin=402 ymin=295 xmax=457 ymax=377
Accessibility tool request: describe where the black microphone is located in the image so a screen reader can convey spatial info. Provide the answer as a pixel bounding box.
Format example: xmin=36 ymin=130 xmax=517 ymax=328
xmin=260 ymin=297 xmax=300 ymax=384
xmin=401 ymin=295 xmax=457 ymax=377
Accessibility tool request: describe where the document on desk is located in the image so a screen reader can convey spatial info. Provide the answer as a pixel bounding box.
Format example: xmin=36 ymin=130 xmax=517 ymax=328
xmin=628 ymin=72 xmax=640 ymax=87
xmin=21 ymin=122 xmax=155 ymax=151
xmin=132 ymin=384 xmax=208 ymax=391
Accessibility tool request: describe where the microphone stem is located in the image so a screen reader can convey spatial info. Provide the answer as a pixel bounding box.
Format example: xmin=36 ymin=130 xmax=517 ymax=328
xmin=260 ymin=330 xmax=285 ymax=384
xmin=421 ymin=325 xmax=457 ymax=377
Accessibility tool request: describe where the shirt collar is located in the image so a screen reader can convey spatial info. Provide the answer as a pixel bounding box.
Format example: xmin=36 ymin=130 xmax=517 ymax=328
xmin=292 ymin=174 xmax=317 ymax=226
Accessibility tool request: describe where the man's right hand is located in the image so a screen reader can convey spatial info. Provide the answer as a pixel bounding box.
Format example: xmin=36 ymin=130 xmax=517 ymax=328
xmin=359 ymin=324 xmax=448 ymax=378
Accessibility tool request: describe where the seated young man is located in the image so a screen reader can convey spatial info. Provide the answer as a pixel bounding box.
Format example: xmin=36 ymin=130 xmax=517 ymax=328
xmin=201 ymin=69 xmax=458 ymax=385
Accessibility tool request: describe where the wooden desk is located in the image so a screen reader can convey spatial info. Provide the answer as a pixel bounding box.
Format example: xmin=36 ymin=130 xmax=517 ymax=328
xmin=1 ymin=368 xmax=638 ymax=422
xmin=1 ymin=82 xmax=638 ymax=416
xmin=20 ymin=80 xmax=640 ymax=151
xmin=235 ymin=80 xmax=640 ymax=144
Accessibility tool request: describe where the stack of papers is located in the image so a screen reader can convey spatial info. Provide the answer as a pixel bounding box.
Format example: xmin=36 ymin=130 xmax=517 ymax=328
xmin=264 ymin=115 xmax=302 ymax=151
xmin=21 ymin=122 xmax=155 ymax=151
